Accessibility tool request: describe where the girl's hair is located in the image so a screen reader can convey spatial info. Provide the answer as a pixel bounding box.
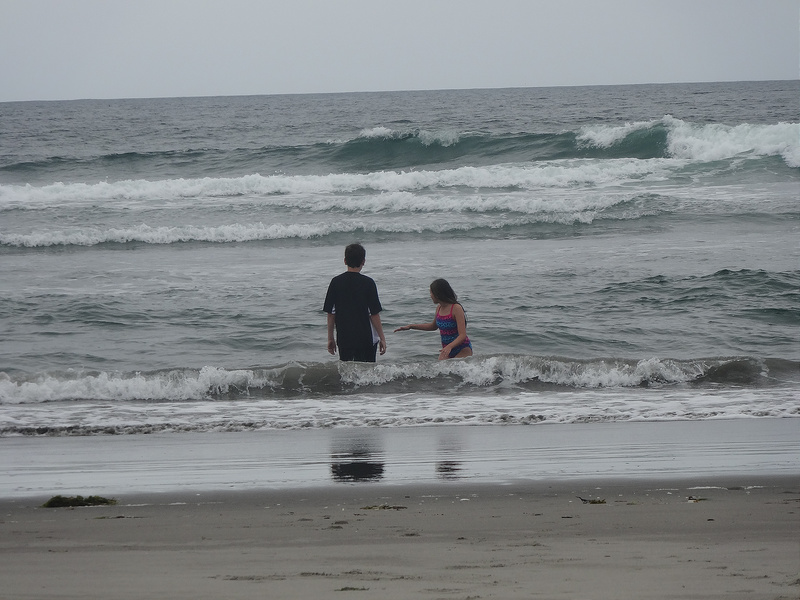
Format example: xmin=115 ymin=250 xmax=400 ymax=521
xmin=430 ymin=278 xmax=458 ymax=305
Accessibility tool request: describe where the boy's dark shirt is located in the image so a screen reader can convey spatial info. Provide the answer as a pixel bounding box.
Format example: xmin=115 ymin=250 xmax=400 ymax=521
xmin=323 ymin=271 xmax=382 ymax=351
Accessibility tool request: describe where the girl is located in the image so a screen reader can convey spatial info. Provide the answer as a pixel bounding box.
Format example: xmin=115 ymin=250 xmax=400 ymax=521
xmin=394 ymin=279 xmax=473 ymax=360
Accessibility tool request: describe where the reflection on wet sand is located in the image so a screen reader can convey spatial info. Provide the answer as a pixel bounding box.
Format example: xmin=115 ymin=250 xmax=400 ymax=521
xmin=330 ymin=428 xmax=466 ymax=482
xmin=331 ymin=432 xmax=385 ymax=482
xmin=331 ymin=460 xmax=385 ymax=481
xmin=435 ymin=430 xmax=464 ymax=480
xmin=435 ymin=460 xmax=462 ymax=479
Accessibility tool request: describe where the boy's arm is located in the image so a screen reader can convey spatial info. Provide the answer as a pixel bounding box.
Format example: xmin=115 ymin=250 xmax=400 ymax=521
xmin=370 ymin=313 xmax=387 ymax=355
xmin=326 ymin=312 xmax=337 ymax=355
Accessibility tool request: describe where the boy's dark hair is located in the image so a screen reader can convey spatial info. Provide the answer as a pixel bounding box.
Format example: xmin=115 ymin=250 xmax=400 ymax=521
xmin=344 ymin=243 xmax=366 ymax=268
xmin=430 ymin=278 xmax=458 ymax=305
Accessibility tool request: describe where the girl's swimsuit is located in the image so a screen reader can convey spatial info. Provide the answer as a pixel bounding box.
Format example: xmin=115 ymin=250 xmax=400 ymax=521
xmin=435 ymin=304 xmax=472 ymax=358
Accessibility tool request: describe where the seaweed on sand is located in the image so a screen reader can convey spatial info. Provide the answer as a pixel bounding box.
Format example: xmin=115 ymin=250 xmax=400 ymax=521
xmin=42 ymin=495 xmax=117 ymax=508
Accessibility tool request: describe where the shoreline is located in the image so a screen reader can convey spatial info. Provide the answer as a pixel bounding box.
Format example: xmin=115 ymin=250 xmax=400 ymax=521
xmin=2 ymin=476 xmax=798 ymax=599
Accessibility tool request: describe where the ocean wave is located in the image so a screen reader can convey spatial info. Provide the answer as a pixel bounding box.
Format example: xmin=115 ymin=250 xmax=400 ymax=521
xmin=2 ymin=356 xmax=797 ymax=436
xmin=344 ymin=119 xmax=800 ymax=167
xmin=578 ymin=116 xmax=800 ymax=167
xmin=3 ymin=118 xmax=796 ymax=187
xmin=0 ymin=211 xmax=670 ymax=248
xmin=4 ymin=386 xmax=798 ymax=436
xmin=339 ymin=355 xmax=799 ymax=390
xmin=0 ymin=221 xmax=365 ymax=247
xmin=0 ymin=365 xmax=276 ymax=404
xmin=2 ymin=119 xmax=795 ymax=211
xmin=0 ymin=189 xmax=660 ymax=247
xmin=0 ymin=159 xmax=674 ymax=210
xmin=2 ymin=356 xmax=795 ymax=406
xmin=355 ymin=126 xmax=462 ymax=147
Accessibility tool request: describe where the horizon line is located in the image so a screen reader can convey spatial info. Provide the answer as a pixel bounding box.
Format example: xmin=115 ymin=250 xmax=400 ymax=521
xmin=2 ymin=78 xmax=797 ymax=105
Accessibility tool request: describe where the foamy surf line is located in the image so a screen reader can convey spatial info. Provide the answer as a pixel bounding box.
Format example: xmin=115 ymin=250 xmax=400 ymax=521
xmin=2 ymin=419 xmax=798 ymax=499
xmin=2 ymin=388 xmax=799 ymax=436
xmin=0 ymin=159 xmax=677 ymax=210
xmin=2 ymin=356 xmax=794 ymax=403
xmin=0 ymin=212 xmax=612 ymax=247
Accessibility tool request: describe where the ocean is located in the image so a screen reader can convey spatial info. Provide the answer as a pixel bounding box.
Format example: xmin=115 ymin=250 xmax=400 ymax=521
xmin=1 ymin=81 xmax=798 ymax=444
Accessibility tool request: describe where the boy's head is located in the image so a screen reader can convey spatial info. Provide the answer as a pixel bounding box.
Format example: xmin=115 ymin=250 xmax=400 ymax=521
xmin=344 ymin=243 xmax=366 ymax=269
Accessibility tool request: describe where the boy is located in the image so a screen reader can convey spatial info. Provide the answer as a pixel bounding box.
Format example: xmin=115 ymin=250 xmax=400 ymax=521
xmin=323 ymin=243 xmax=387 ymax=362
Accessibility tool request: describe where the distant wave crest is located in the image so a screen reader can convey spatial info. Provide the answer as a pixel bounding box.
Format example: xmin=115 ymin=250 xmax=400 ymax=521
xmin=1 ymin=188 xmax=660 ymax=247
xmin=2 ymin=118 xmax=796 ymax=185
xmin=0 ymin=159 xmax=669 ymax=209
xmin=356 ymin=126 xmax=462 ymax=147
xmin=0 ymin=221 xmax=366 ymax=247
xmin=578 ymin=116 xmax=800 ymax=167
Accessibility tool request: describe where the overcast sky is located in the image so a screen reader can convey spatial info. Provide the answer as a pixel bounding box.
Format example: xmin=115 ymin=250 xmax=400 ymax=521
xmin=1 ymin=0 xmax=797 ymax=102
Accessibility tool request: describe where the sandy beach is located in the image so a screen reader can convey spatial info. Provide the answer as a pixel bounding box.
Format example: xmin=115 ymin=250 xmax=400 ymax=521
xmin=1 ymin=477 xmax=798 ymax=600
xmin=1 ymin=420 xmax=799 ymax=599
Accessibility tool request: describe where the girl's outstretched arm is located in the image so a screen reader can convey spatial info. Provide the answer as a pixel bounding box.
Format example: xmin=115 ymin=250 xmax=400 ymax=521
xmin=394 ymin=319 xmax=437 ymax=332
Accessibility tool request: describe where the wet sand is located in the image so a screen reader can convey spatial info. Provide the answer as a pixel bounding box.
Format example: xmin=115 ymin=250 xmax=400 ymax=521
xmin=1 ymin=477 xmax=798 ymax=600
xmin=2 ymin=420 xmax=799 ymax=599
xmin=3 ymin=419 xmax=799 ymax=498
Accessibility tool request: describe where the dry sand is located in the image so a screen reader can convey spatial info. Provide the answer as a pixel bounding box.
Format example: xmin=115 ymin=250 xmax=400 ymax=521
xmin=2 ymin=477 xmax=798 ymax=600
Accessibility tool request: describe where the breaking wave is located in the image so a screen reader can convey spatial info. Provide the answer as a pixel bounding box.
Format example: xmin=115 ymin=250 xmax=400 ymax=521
xmin=2 ymin=117 xmax=796 ymax=185
xmin=1 ymin=356 xmax=797 ymax=436
xmin=2 ymin=355 xmax=796 ymax=406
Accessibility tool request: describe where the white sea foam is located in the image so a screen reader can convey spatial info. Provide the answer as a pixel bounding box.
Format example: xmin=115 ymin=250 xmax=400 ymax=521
xmin=340 ymin=356 xmax=705 ymax=389
xmin=0 ymin=221 xmax=367 ymax=247
xmin=1 ymin=387 xmax=797 ymax=434
xmin=665 ymin=118 xmax=800 ymax=167
xmin=288 ymin=189 xmax=630 ymax=214
xmin=578 ymin=119 xmax=657 ymax=147
xmin=0 ymin=356 xmax=736 ymax=405
xmin=578 ymin=117 xmax=800 ymax=166
xmin=0 ymin=184 xmax=660 ymax=246
xmin=0 ymin=366 xmax=275 ymax=404
xmin=0 ymin=211 xmax=610 ymax=246
xmin=358 ymin=126 xmax=395 ymax=139
xmin=0 ymin=159 xmax=672 ymax=212
xmin=357 ymin=126 xmax=461 ymax=147
xmin=1 ymin=355 xmax=797 ymax=434
xmin=418 ymin=129 xmax=461 ymax=147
